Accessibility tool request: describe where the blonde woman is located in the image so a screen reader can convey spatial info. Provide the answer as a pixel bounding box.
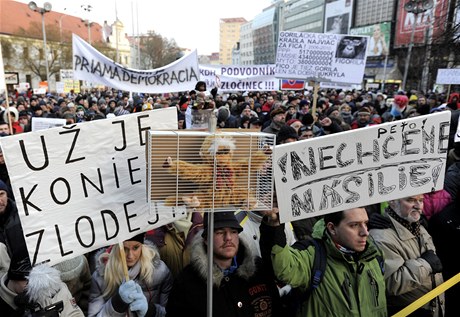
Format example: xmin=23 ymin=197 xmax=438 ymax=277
xmin=88 ymin=233 xmax=173 ymax=317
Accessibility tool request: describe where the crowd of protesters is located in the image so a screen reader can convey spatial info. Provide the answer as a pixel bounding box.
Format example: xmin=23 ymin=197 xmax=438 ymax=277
xmin=0 ymin=81 xmax=459 ymax=316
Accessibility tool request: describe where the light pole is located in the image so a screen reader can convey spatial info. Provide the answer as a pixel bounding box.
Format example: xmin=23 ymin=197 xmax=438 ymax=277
xmin=81 ymin=5 xmax=93 ymax=44
xmin=401 ymin=0 xmax=434 ymax=92
xmin=28 ymin=1 xmax=52 ymax=87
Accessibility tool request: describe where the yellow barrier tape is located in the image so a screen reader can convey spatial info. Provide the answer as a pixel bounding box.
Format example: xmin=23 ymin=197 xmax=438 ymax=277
xmin=392 ymin=272 xmax=460 ymax=317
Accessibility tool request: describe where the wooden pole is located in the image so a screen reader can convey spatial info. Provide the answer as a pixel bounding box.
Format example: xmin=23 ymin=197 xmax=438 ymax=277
xmin=118 ymin=242 xmax=130 ymax=281
xmin=310 ymin=81 xmax=320 ymax=122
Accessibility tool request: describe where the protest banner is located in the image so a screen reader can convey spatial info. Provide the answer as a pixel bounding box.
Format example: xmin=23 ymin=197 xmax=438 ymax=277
xmin=436 ymin=68 xmax=460 ymax=85
xmin=0 ymin=108 xmax=185 ymax=266
xmin=73 ymin=34 xmax=199 ymax=93
xmin=275 ymin=31 xmax=368 ymax=84
xmin=199 ymin=65 xmax=279 ymax=92
xmin=273 ymin=112 xmax=451 ymax=223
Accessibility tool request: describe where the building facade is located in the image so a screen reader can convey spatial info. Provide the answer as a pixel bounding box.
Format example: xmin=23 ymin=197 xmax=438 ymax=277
xmin=219 ymin=17 xmax=247 ymax=65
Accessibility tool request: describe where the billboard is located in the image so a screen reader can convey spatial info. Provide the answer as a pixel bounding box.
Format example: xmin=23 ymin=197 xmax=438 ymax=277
xmin=350 ymin=22 xmax=391 ymax=57
xmin=394 ymin=0 xmax=449 ymax=48
xmin=324 ymin=0 xmax=354 ymax=34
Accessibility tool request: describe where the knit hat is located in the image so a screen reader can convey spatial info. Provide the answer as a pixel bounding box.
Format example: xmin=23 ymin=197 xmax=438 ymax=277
xmin=357 ymin=106 xmax=371 ymax=115
xmin=276 ymin=125 xmax=299 ymax=145
xmin=286 ymin=118 xmax=301 ymax=127
xmin=270 ymin=107 xmax=285 ymax=118
xmin=202 ymin=212 xmax=243 ymax=237
xmin=391 ymin=95 xmax=409 ymax=117
xmin=126 ymin=232 xmax=145 ymax=244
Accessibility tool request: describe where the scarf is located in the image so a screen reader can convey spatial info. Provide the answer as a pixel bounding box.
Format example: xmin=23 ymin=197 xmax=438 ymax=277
xmin=387 ymin=208 xmax=421 ymax=237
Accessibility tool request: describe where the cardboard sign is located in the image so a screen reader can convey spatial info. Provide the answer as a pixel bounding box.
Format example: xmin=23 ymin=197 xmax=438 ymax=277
xmin=436 ymin=68 xmax=460 ymax=85
xmin=0 ymin=108 xmax=185 ymax=266
xmin=273 ymin=112 xmax=451 ymax=223
xmin=275 ymin=31 xmax=368 ymax=84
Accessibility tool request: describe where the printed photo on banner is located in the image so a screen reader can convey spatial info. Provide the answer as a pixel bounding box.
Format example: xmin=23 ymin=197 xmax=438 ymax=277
xmin=275 ymin=31 xmax=369 ymax=84
xmin=0 ymin=108 xmax=185 ymax=266
xmin=273 ymin=112 xmax=451 ymax=224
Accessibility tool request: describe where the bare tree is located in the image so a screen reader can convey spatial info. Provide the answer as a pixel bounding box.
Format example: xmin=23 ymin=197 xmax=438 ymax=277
xmin=139 ymin=30 xmax=182 ymax=69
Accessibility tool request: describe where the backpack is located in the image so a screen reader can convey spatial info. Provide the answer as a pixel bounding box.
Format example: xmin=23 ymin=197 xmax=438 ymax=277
xmin=280 ymin=237 xmax=327 ymax=314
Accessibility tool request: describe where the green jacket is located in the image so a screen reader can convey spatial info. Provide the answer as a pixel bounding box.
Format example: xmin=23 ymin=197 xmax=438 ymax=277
xmin=260 ymin=220 xmax=387 ymax=317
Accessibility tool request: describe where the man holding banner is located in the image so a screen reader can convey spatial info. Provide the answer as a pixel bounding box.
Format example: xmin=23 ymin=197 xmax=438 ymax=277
xmin=259 ymin=207 xmax=387 ymax=316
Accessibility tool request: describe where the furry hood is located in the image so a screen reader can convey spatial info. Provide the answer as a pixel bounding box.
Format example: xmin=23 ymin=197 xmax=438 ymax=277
xmin=27 ymin=264 xmax=62 ymax=304
xmin=94 ymin=240 xmax=161 ymax=277
xmin=189 ymin=231 xmax=257 ymax=287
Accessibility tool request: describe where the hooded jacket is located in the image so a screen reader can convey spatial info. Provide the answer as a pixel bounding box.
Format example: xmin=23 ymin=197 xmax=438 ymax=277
xmin=88 ymin=242 xmax=173 ymax=317
xmin=166 ymin=234 xmax=281 ymax=317
xmin=260 ymin=219 xmax=387 ymax=317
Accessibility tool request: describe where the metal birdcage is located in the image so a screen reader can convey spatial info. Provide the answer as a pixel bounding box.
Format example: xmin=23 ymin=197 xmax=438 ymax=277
xmin=147 ymin=131 xmax=275 ymax=213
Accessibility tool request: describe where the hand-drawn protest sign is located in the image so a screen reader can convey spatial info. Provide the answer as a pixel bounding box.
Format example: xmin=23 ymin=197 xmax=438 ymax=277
xmin=273 ymin=112 xmax=451 ymax=224
xmin=0 ymin=108 xmax=185 ymax=266
xmin=436 ymin=68 xmax=460 ymax=85
xmin=72 ymin=34 xmax=199 ymax=93
xmin=199 ymin=65 xmax=279 ymax=91
xmin=275 ymin=31 xmax=368 ymax=84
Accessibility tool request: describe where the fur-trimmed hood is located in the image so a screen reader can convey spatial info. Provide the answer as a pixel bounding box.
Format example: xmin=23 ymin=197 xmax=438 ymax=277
xmin=189 ymin=231 xmax=257 ymax=287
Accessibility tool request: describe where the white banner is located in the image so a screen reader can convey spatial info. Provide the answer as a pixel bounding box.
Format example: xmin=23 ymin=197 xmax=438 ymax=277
xmin=275 ymin=32 xmax=368 ymax=84
xmin=199 ymin=65 xmax=280 ymax=92
xmin=31 ymin=117 xmax=66 ymax=132
xmin=72 ymin=34 xmax=199 ymax=93
xmin=436 ymin=68 xmax=460 ymax=85
xmin=273 ymin=112 xmax=451 ymax=223
xmin=1 ymin=108 xmax=185 ymax=266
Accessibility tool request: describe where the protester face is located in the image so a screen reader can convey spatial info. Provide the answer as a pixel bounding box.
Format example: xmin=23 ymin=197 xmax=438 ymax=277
xmin=272 ymin=113 xmax=286 ymax=125
xmin=241 ymin=108 xmax=252 ymax=117
xmin=266 ymin=96 xmax=274 ymax=105
xmin=326 ymin=207 xmax=369 ymax=252
xmin=0 ymin=190 xmax=8 ymax=215
xmin=299 ymin=128 xmax=314 ymax=140
xmin=123 ymin=241 xmax=142 ymax=268
xmin=358 ymin=112 xmax=370 ymax=124
xmin=0 ymin=124 xmax=10 ymax=135
xmin=212 ymin=227 xmax=239 ymax=267
xmin=390 ymin=194 xmax=423 ymax=223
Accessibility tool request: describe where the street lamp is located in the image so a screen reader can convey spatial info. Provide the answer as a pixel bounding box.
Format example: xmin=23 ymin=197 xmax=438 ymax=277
xmin=81 ymin=5 xmax=93 ymax=44
xmin=28 ymin=1 xmax=52 ymax=88
xmin=401 ymin=0 xmax=434 ymax=92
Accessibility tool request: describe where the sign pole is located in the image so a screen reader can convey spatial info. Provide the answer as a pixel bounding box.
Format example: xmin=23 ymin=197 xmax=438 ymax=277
xmin=310 ymin=81 xmax=320 ymax=121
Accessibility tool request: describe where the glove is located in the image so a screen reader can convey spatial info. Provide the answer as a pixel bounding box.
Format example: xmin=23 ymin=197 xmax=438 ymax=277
xmin=421 ymin=250 xmax=443 ymax=274
xmin=112 ymin=280 xmax=138 ymax=313
xmin=129 ymin=283 xmax=148 ymax=317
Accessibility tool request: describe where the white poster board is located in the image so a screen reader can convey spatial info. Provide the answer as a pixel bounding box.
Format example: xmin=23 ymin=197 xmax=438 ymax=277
xmin=436 ymin=68 xmax=460 ymax=85
xmin=31 ymin=117 xmax=66 ymax=131
xmin=275 ymin=31 xmax=368 ymax=84
xmin=199 ymin=65 xmax=280 ymax=92
xmin=1 ymin=108 xmax=185 ymax=266
xmin=273 ymin=112 xmax=451 ymax=224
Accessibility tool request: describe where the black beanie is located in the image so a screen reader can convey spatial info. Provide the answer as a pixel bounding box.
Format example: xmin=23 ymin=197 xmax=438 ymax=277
xmin=126 ymin=232 xmax=145 ymax=244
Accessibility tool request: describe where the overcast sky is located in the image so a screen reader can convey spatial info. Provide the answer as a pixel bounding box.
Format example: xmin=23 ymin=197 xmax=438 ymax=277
xmin=18 ymin=0 xmax=274 ymax=55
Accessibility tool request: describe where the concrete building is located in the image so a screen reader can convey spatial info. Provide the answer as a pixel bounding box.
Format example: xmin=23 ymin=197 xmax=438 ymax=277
xmin=252 ymin=6 xmax=277 ymax=64
xmin=219 ymin=17 xmax=247 ymax=65
xmin=239 ymin=20 xmax=254 ymax=65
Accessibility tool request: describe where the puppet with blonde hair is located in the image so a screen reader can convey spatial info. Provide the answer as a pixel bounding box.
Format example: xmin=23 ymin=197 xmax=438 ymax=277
xmin=163 ymin=134 xmax=271 ymax=210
